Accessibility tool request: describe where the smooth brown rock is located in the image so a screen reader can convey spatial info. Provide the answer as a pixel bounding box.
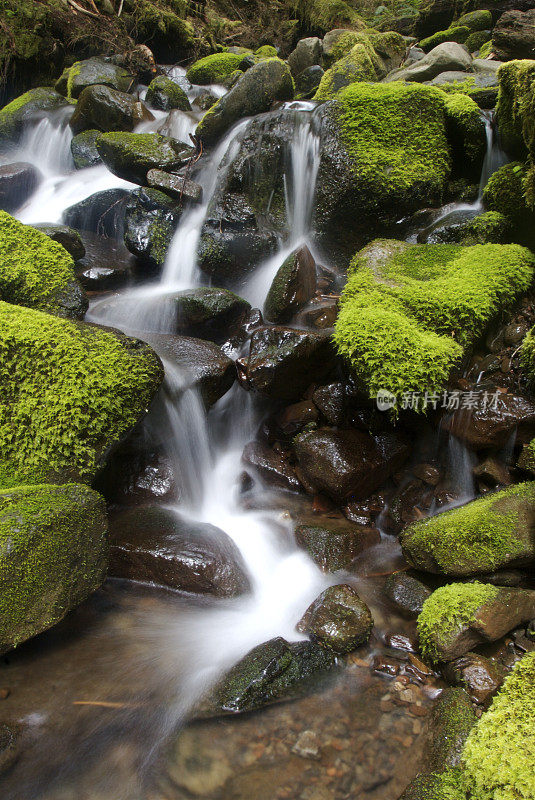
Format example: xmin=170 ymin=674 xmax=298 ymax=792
xmin=441 ymin=392 xmax=535 ymax=449
xmin=263 ymin=245 xmax=317 ymax=323
xmin=242 ymin=441 xmax=300 ymax=492
xmin=384 ymin=572 xmax=432 ymax=618
xmin=297 ymin=584 xmax=373 ymax=653
xmin=295 ymin=518 xmax=380 ymax=571
xmin=443 ymin=652 xmax=505 ymax=703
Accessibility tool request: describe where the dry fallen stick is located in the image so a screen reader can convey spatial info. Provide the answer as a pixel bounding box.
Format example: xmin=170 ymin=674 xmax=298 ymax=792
xmin=73 ymin=700 xmax=138 ymax=708
xmin=67 ymin=0 xmax=99 ymax=16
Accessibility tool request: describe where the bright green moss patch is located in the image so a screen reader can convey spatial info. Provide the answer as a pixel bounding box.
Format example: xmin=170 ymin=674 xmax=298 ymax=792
xmin=0 ymin=482 xmax=107 ymax=654
xmin=417 ymin=582 xmax=499 ymax=663
xmin=462 ymin=651 xmax=535 ymax=800
xmin=443 ymin=92 xmax=486 ymax=166
xmin=400 ymin=769 xmax=466 ymax=800
xmin=334 ymin=241 xmax=534 ymax=404
xmin=0 ymin=87 xmax=69 ymax=143
xmin=520 ymin=326 xmax=535 ymax=391
xmin=296 ymin=0 xmax=364 ymax=34
xmin=401 ymin=482 xmax=535 ymax=575
xmin=457 ymin=9 xmax=492 ymax=31
xmin=479 ymin=40 xmax=492 ymax=59
xmin=496 ymin=60 xmax=535 ymax=161
xmin=419 ymin=25 xmax=470 ymax=52
xmin=314 ymin=42 xmax=381 ymax=102
xmin=186 ymin=52 xmax=245 ymax=85
xmin=0 ymin=301 xmax=163 ymax=487
xmin=0 ymin=211 xmax=86 ymax=319
xmin=255 ymin=45 xmax=277 ymax=58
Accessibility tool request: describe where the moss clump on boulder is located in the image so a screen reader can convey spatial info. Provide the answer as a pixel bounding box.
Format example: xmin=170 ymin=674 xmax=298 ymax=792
xmin=520 ymin=326 xmax=535 ymax=391
xmin=399 ymin=769 xmax=466 ymax=800
xmin=443 ymin=92 xmax=486 ymax=170
xmin=419 ymin=25 xmax=471 ymax=52
xmin=186 ymin=52 xmax=245 ymax=85
xmin=296 ymin=0 xmax=365 ymax=35
xmin=334 ymin=240 xmax=534 ymax=405
xmin=457 ymin=9 xmax=492 ymax=32
xmin=496 ymin=59 xmax=535 ymax=161
xmin=95 ymin=132 xmax=193 ymax=184
xmin=145 ymin=75 xmax=191 ymax=111
xmin=483 ymin=161 xmax=535 ymax=245
xmin=255 ymin=45 xmax=278 ymax=58
xmin=0 ymin=87 xmax=69 ymax=144
xmin=462 ymin=651 xmax=535 ymax=800
xmin=0 ymin=483 xmax=107 ymax=655
xmin=0 ymin=211 xmax=87 ymax=319
xmin=0 ymin=301 xmax=163 ymax=488
xmin=55 ymin=58 xmax=134 ymax=100
xmin=417 ymin=582 xmax=499 ymax=663
xmin=314 ymin=40 xmax=384 ymax=102
xmin=128 ymin=0 xmax=194 ymax=63
xmin=401 ymin=482 xmax=535 ymax=576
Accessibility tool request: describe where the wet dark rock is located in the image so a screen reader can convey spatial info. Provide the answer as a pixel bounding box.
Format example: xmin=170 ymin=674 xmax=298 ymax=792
xmin=32 ymin=223 xmax=85 ymax=260
xmin=96 ymin=132 xmax=194 ymax=185
xmin=288 ymin=37 xmax=323 ymax=78
xmin=297 ymin=584 xmax=373 ymax=653
xmin=123 ymin=187 xmax=181 ymax=269
xmin=211 ymin=636 xmax=335 ymax=714
xmin=173 ymin=287 xmax=251 ymax=342
xmin=443 ymin=653 xmax=505 ymax=704
xmin=70 ymin=85 xmax=152 ymax=135
xmin=192 ymin=91 xmax=218 ymax=111
xmin=441 ymin=392 xmax=535 ymax=449
xmin=144 ymin=333 xmax=235 ymax=407
xmin=79 ymin=265 xmax=129 ymax=291
xmin=493 ymin=9 xmax=535 ymax=60
xmin=294 ymin=428 xmax=409 ymax=501
xmin=384 ymin=572 xmax=432 ymax=618
xmin=296 ymin=65 xmax=325 ymax=97
xmin=55 ymin=58 xmax=134 ymax=98
xmin=198 ymin=222 xmax=278 ymax=286
xmin=381 ymin=478 xmax=430 ymax=534
xmin=295 ymin=518 xmax=380 ymax=571
xmin=0 ymin=162 xmax=40 ymax=212
xmin=312 ymin=383 xmax=346 ymax=425
xmin=244 ymin=327 xmax=336 ymax=401
xmin=473 ymin=456 xmax=511 ymax=487
xmin=196 ymin=59 xmax=294 ymax=146
xmin=412 ymin=463 xmax=441 ymax=486
xmin=504 ymin=320 xmax=529 ymax=346
xmin=422 ymin=688 xmax=476 ymax=771
xmin=264 ymin=245 xmax=317 ymax=323
xmin=242 ymin=441 xmax=300 ymax=492
xmin=95 ymin=448 xmax=176 ymax=506
xmin=63 ymin=188 xmax=130 ymax=236
xmin=109 ymin=506 xmax=250 ymax=597
xmin=74 ymin=231 xmax=135 ymax=290
xmin=275 ymin=400 xmax=318 ymax=436
xmin=147 ymin=169 xmax=202 ymax=202
xmin=71 ymin=129 xmax=102 ymax=169
xmin=145 ymin=75 xmax=191 ymax=111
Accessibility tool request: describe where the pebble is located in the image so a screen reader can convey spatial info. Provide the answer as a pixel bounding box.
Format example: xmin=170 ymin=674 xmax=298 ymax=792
xmin=292 ymin=730 xmax=321 ymax=760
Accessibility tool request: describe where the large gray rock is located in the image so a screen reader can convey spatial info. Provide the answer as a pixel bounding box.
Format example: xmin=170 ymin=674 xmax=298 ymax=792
xmin=0 ymin=483 xmax=107 ymax=655
xmin=196 ymin=59 xmax=294 ymax=146
xmin=294 ymin=428 xmax=409 ymax=500
xmin=493 ymin=9 xmax=535 ymax=60
xmin=96 ymin=132 xmax=194 ymax=184
xmin=0 ymin=162 xmax=40 ymax=212
xmin=109 ymin=506 xmax=250 ymax=597
xmin=385 ymin=42 xmax=472 ymax=83
xmin=288 ymin=37 xmax=323 ymax=77
xmin=297 ymin=584 xmax=374 ymax=653
xmin=55 ymin=58 xmax=134 ymax=98
xmin=70 ymin=85 xmax=151 ymax=134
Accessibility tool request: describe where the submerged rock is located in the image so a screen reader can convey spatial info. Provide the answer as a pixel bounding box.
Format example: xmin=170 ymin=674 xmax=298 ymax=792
xmin=96 ymin=132 xmax=194 ymax=184
xmin=297 ymin=584 xmax=374 ymax=653
xmin=70 ymin=85 xmax=151 ymax=134
xmin=294 ymin=428 xmax=409 ymax=500
xmin=0 ymin=211 xmax=86 ymax=319
xmin=417 ymin=582 xmax=535 ymax=661
xmin=55 ymin=58 xmax=133 ymax=98
xmin=0 ymin=483 xmax=107 ymax=655
xmin=109 ymin=506 xmax=250 ymax=597
xmin=0 ymin=162 xmax=40 ymax=212
xmin=401 ymin=482 xmax=535 ymax=577
xmin=264 ymin=245 xmax=317 ymax=323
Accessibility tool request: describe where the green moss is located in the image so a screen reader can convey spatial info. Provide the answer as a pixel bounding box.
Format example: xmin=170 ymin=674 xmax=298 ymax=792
xmin=0 ymin=211 xmax=86 ymax=319
xmin=518 ymin=438 xmax=535 ymax=475
xmin=0 ymin=301 xmax=163 ymax=487
xmin=520 ymin=326 xmax=535 ymax=391
xmin=254 ymin=45 xmax=277 ymax=58
xmin=465 ymin=30 xmax=490 ymax=53
xmin=479 ymin=40 xmax=492 ymax=59
xmin=401 ymin=483 xmax=535 ymax=575
xmin=131 ymin=0 xmax=195 ymax=61
xmin=483 ymin=161 xmax=535 ymax=232
xmin=443 ymin=92 xmax=486 ymax=167
xmin=457 ymin=9 xmax=492 ymax=31
xmin=334 ymin=241 xmax=534 ymax=405
xmin=496 ymin=60 xmax=535 ymax=161
xmin=455 ymin=211 xmax=511 ymax=244
xmin=186 ymin=52 xmax=245 ymax=85
xmin=329 ymin=30 xmax=366 ymax=62
xmin=417 ymin=582 xmax=499 ymax=663
xmin=419 ymin=25 xmax=470 ymax=52
xmin=462 ymin=651 xmax=535 ymax=800
xmin=145 ymin=74 xmax=190 ymax=111
xmin=314 ymin=41 xmax=381 ymax=102
xmin=296 ymin=0 xmax=365 ymax=34
xmin=0 ymin=87 xmax=68 ymax=142
xmin=0 ymin=482 xmax=107 ymax=654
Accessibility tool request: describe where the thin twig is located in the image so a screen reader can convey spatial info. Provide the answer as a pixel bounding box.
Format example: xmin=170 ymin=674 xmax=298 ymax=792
xmin=67 ymin=0 xmax=99 ymax=17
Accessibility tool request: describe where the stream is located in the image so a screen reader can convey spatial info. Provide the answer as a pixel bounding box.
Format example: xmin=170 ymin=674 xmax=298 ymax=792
xmin=0 ymin=67 xmax=509 ymax=800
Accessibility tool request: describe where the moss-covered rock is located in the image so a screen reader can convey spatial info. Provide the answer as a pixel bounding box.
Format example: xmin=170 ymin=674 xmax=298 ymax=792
xmin=518 ymin=437 xmax=535 ymax=475
xmin=127 ymin=0 xmax=194 ymax=63
xmin=314 ymin=82 xmax=451 ymax=258
xmin=186 ymin=52 xmax=245 ymax=85
xmin=196 ymin=58 xmax=294 ymax=146
xmin=462 ymin=650 xmax=535 ymax=800
xmin=95 ymin=131 xmax=193 ymax=184
xmin=0 ymin=211 xmax=87 ymax=319
xmin=334 ymin=240 xmax=534 ymax=406
xmin=0 ymin=482 xmax=107 ymax=655
xmin=296 ymin=0 xmax=365 ymax=35
xmin=145 ymin=75 xmax=191 ymax=111
xmin=55 ymin=58 xmax=134 ymax=100
xmin=31 ymin=223 xmax=85 ymax=261
xmin=443 ymin=92 xmax=486 ymax=173
xmin=496 ymin=60 xmax=535 ymax=161
xmin=457 ymin=9 xmax=492 ymax=32
xmin=423 ymin=688 xmax=477 ymax=772
xmin=314 ymin=39 xmax=384 ymax=102
xmin=430 ymin=211 xmax=512 ymax=245
xmin=431 ymin=71 xmax=499 ymax=109
xmin=0 ymin=301 xmax=163 ymax=488
xmin=401 ymin=483 xmax=535 ymax=577
xmin=173 ymin=286 xmax=250 ymax=341
xmin=465 ymin=30 xmax=491 ymax=53
xmin=399 ymin=769 xmax=466 ymax=800
xmin=0 ymin=88 xmax=69 ymax=144
xmin=483 ymin=161 xmax=535 ymax=245
xmin=419 ymin=25 xmax=471 ymax=52
xmin=69 ymin=85 xmax=149 ymax=135
xmin=521 ymin=325 xmax=535 ymax=391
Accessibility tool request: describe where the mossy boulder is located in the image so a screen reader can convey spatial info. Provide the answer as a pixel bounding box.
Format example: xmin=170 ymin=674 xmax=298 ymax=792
xmin=0 ymin=211 xmax=87 ymax=319
xmin=264 ymin=245 xmax=317 ymax=323
xmin=55 ymin=58 xmax=134 ymax=100
xmin=0 ymin=483 xmax=107 ymax=655
xmin=173 ymin=287 xmax=251 ymax=342
xmin=419 ymin=26 xmax=471 ymax=52
xmin=145 ymin=75 xmax=191 ymax=111
xmin=127 ymin=0 xmax=194 ymax=63
xmin=314 ymin=82 xmax=451 ymax=258
xmin=422 ymin=688 xmax=477 ymax=772
xmin=399 ymin=769 xmax=466 ymax=800
xmin=429 ymin=211 xmax=512 ymax=245
xmin=521 ymin=325 xmax=535 ymax=391
xmin=0 ymin=88 xmax=69 ymax=144
xmin=69 ymin=85 xmax=150 ymax=135
xmin=0 ymin=301 xmax=163 ymax=488
xmin=443 ymin=92 xmax=486 ymax=173
xmin=334 ymin=240 xmax=534 ymax=406
xmin=196 ymin=59 xmax=294 ymax=146
xmin=417 ymin=582 xmax=535 ymax=662
xmin=458 ymin=9 xmax=492 ymax=32
xmin=461 ymin=650 xmax=535 ymax=800
xmin=296 ymin=0 xmax=365 ymax=35
xmin=401 ymin=483 xmax=535 ymax=576
xmin=465 ymin=30 xmax=491 ymax=53
xmin=313 ymin=40 xmax=384 ymax=103
xmin=71 ymin=129 xmax=102 ymax=169
xmin=95 ymin=132 xmax=194 ymax=184
xmin=297 ymin=584 xmax=374 ymax=653
xmin=483 ymin=161 xmax=535 ymax=246
xmin=401 ymin=483 xmax=535 ymax=577
xmin=496 ymin=60 xmax=535 ymax=161
xmin=431 ymin=71 xmax=499 ymax=109
xmin=186 ymin=53 xmax=245 ymax=85
xmin=518 ymin=437 xmax=535 ymax=474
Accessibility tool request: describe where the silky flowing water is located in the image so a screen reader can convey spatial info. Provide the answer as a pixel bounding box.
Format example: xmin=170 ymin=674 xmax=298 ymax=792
xmin=0 ymin=72 xmax=486 ymax=800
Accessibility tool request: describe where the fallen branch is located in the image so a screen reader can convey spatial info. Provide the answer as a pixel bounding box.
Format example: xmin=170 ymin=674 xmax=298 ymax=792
xmin=73 ymin=700 xmax=137 ymax=708
xmin=67 ymin=0 xmax=99 ymax=17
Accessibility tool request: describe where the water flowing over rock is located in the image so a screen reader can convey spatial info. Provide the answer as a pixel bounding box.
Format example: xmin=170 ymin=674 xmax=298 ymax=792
xmin=172 ymin=287 xmax=251 ymax=342
xmin=242 ymin=441 xmax=301 ymax=492
xmin=123 ymin=187 xmax=181 ymax=270
xmin=440 ymin=392 xmax=535 ymax=449
xmin=0 ymin=88 xmax=69 ymax=144
xmin=109 ymin=506 xmax=251 ymax=597
xmin=0 ymin=162 xmax=40 ymax=212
